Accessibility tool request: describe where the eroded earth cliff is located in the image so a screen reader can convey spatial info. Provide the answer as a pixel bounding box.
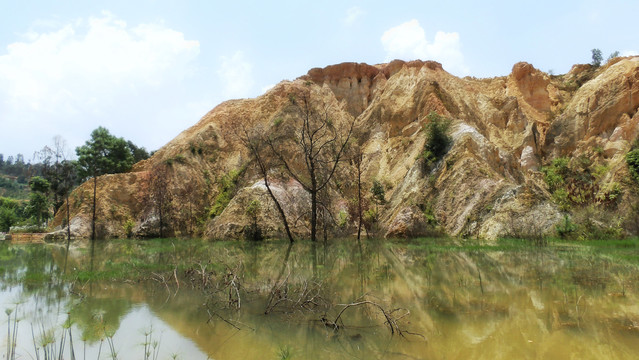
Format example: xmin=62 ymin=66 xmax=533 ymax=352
xmin=50 ymin=57 xmax=639 ymax=240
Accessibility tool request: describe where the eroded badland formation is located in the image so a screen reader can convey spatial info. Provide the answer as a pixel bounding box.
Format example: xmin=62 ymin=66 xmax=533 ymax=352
xmin=51 ymin=57 xmax=639 ymax=240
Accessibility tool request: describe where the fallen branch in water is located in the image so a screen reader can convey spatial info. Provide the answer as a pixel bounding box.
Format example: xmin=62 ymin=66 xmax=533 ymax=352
xmin=223 ymin=265 xmax=242 ymax=310
xmin=332 ymin=301 xmax=399 ymax=334
xmin=207 ymin=309 xmax=241 ymax=330
xmin=264 ymin=277 xmax=328 ymax=315
xmin=264 ymin=272 xmax=291 ymax=314
xmin=173 ymin=267 xmax=180 ymax=296
xmin=151 ymin=272 xmax=171 ymax=295
xmin=327 ymin=298 xmax=424 ymax=340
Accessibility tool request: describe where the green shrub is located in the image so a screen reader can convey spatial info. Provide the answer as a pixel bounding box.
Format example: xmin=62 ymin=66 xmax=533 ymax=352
xmin=0 ymin=207 xmax=18 ymax=232
xmin=174 ymin=154 xmax=187 ymax=164
xmin=607 ymin=51 xmax=620 ymax=63
xmin=363 ymin=208 xmax=378 ymax=224
xmin=209 ymin=169 xmax=243 ymax=218
xmin=422 ymin=112 xmax=452 ymax=167
xmin=243 ymin=199 xmax=263 ymax=241
xmin=337 ymin=210 xmax=349 ymax=228
xmin=370 ymin=179 xmax=386 ymax=205
xmin=542 ymin=156 xmax=602 ymax=209
xmin=556 ymin=215 xmax=577 ymax=239
xmin=418 ymin=202 xmax=437 ymax=226
xmin=627 ymin=148 xmax=639 ymax=183
xmin=245 ymin=199 xmax=261 ymax=220
xmin=542 ymin=157 xmax=569 ymax=192
xmin=123 ymin=219 xmax=135 ymax=238
xmin=243 ymin=223 xmax=263 ymax=241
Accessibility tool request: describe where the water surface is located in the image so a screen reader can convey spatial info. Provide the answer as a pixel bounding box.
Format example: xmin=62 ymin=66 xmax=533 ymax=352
xmin=0 ymin=238 xmax=638 ymax=359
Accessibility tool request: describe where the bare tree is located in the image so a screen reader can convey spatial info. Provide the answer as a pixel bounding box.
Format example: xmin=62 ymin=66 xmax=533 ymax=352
xmin=172 ymin=178 xmax=206 ymax=237
xmin=36 ymin=136 xmax=72 ymax=213
xmin=239 ymin=125 xmax=295 ymax=243
xmin=351 ymin=145 xmax=364 ymax=241
xmin=147 ymin=163 xmax=173 ymax=238
xmin=268 ymin=88 xmax=354 ymax=242
xmin=36 ymin=137 xmax=76 ymax=244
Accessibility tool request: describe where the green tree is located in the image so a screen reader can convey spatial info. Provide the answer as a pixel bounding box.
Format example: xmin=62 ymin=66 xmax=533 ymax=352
xmin=422 ymin=111 xmax=452 ymax=168
xmin=591 ymin=48 xmax=603 ymax=67
xmin=607 ymin=50 xmax=620 ymax=63
xmin=0 ymin=206 xmax=17 ymax=232
xmin=127 ymin=140 xmax=151 ymax=163
xmin=26 ymin=176 xmax=50 ymax=225
xmin=76 ymin=127 xmax=135 ymax=240
xmin=28 ymin=176 xmax=50 ymax=193
xmin=0 ymin=197 xmax=25 ymax=232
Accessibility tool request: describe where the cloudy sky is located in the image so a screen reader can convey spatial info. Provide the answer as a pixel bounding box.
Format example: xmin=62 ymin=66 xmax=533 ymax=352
xmin=1 ymin=0 xmax=637 ymax=159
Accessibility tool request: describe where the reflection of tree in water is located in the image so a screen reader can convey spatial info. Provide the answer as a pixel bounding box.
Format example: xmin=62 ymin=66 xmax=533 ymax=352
xmin=0 ymin=244 xmax=69 ymax=308
xmin=0 ymin=243 xmax=133 ymax=343
xmin=0 ymin=244 xmax=26 ymax=285
xmin=70 ymin=297 xmax=132 ymax=343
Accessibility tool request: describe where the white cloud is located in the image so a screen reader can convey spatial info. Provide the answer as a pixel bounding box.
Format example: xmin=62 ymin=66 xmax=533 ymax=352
xmin=217 ymin=51 xmax=254 ymax=99
xmin=622 ymin=50 xmax=638 ymax=56
xmin=0 ymin=11 xmax=199 ymax=116
xmin=0 ymin=11 xmax=200 ymax=157
xmin=343 ymin=6 xmax=363 ymax=25
xmin=261 ymin=84 xmax=275 ymax=94
xmin=380 ymin=19 xmax=469 ymax=76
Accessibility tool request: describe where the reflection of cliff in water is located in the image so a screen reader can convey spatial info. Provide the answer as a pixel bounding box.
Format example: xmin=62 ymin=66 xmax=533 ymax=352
xmin=3 ymin=240 xmax=639 ymax=359
xmin=82 ymin=240 xmax=639 ymax=359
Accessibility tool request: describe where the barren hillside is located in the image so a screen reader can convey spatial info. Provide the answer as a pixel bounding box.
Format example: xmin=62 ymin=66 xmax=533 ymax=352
xmin=50 ymin=57 xmax=639 ymax=240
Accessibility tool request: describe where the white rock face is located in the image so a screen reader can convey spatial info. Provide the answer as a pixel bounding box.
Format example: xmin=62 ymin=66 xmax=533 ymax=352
xmin=520 ymin=146 xmax=539 ymax=171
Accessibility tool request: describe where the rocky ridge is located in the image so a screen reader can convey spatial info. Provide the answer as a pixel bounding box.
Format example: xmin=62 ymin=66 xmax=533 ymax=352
xmin=50 ymin=57 xmax=639 ymax=241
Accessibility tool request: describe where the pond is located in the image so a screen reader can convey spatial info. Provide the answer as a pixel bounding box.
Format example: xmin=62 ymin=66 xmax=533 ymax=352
xmin=0 ymin=237 xmax=638 ymax=359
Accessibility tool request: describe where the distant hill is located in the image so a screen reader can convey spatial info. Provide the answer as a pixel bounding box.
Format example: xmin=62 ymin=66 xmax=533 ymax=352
xmin=0 ymin=175 xmax=29 ymax=200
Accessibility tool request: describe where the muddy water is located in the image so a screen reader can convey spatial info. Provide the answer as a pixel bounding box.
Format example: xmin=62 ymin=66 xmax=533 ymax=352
xmin=0 ymin=239 xmax=638 ymax=359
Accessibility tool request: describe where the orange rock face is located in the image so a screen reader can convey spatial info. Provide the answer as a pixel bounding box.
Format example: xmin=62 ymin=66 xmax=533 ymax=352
xmin=510 ymin=62 xmax=552 ymax=112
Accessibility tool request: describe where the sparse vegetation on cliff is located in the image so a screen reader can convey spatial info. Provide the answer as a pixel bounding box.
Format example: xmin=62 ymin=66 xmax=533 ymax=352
xmin=591 ymin=48 xmax=603 ymax=67
xmin=209 ymin=168 xmax=243 ymax=218
xmin=541 ymin=156 xmax=612 ymax=211
xmin=422 ymin=112 xmax=452 ymax=169
xmin=627 ymin=142 xmax=639 ymax=183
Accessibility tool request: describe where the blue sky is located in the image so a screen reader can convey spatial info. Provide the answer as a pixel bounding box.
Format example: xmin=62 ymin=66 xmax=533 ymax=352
xmin=1 ymin=0 xmax=637 ymax=159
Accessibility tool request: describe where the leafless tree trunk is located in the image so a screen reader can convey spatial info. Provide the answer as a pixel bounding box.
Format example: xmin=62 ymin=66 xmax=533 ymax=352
xmin=239 ymin=126 xmax=295 ymax=243
xmin=352 ymin=147 xmax=364 ymax=241
xmin=176 ymin=178 xmax=202 ymax=237
xmin=92 ymin=176 xmax=97 ymax=241
xmin=268 ymin=88 xmax=354 ymax=242
xmin=147 ymin=164 xmax=173 ymax=238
